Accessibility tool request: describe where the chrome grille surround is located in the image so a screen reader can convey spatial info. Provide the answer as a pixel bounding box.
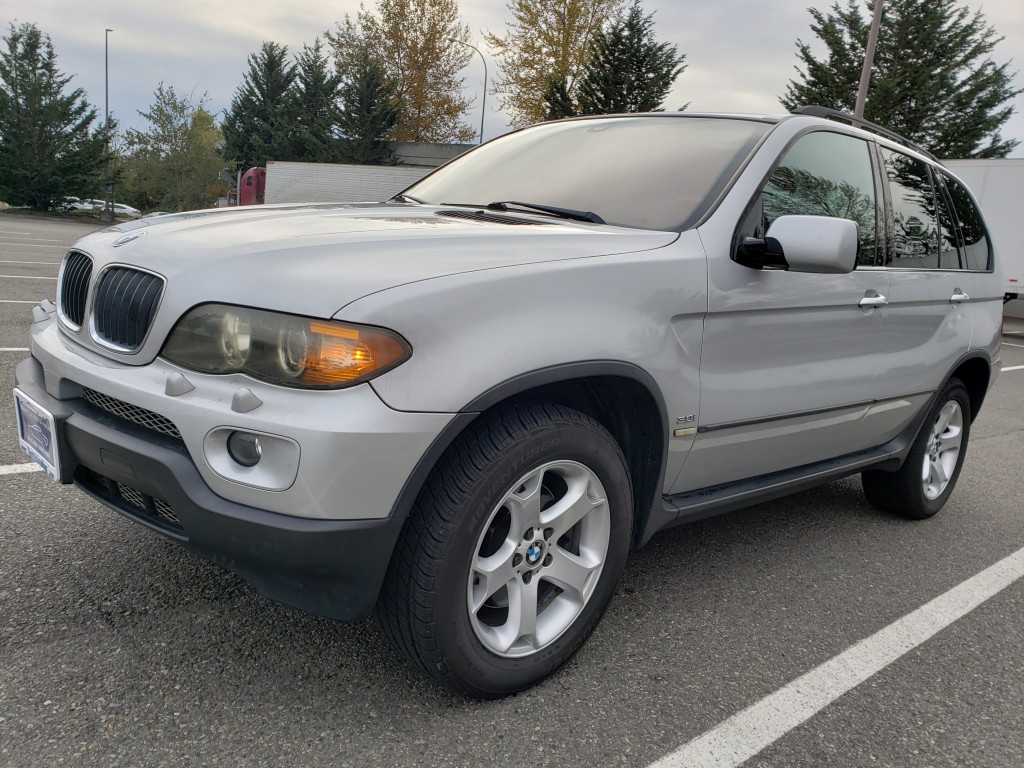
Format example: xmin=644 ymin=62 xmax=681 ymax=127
xmin=90 ymin=265 xmax=165 ymax=352
xmin=57 ymin=250 xmax=93 ymax=330
xmin=81 ymin=388 xmax=183 ymax=441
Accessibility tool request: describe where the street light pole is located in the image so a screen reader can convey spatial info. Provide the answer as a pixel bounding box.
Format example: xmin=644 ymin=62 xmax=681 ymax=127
xmin=101 ymin=28 xmax=114 ymax=222
xmin=449 ymin=38 xmax=487 ymax=144
xmin=854 ymin=1 xmax=884 ymax=118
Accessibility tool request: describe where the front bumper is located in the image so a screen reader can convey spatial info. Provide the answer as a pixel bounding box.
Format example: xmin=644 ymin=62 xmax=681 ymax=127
xmin=16 ymin=355 xmax=405 ymax=620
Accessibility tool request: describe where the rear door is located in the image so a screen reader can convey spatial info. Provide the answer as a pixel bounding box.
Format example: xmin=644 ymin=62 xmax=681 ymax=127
xmin=873 ymin=147 xmax=989 ymax=405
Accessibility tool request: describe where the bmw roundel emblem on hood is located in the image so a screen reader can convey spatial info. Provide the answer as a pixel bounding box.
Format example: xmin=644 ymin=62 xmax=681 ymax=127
xmin=113 ymin=231 xmax=146 ymax=247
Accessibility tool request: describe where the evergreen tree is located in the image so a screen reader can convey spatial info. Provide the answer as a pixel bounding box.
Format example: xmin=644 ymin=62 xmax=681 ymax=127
xmin=576 ymin=0 xmax=686 ymax=116
xmin=337 ymin=52 xmax=401 ymax=164
xmin=0 ymin=22 xmax=109 ymax=210
xmin=121 ymin=84 xmax=226 ymax=212
xmin=781 ymin=0 xmax=1022 ymax=158
xmin=290 ymin=38 xmax=344 ymax=163
xmin=541 ymin=75 xmax=577 ymax=120
xmin=222 ymin=42 xmax=296 ymax=170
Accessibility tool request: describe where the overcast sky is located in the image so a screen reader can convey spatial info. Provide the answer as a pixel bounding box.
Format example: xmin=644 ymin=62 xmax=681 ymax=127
xmin=10 ymin=0 xmax=1024 ymax=157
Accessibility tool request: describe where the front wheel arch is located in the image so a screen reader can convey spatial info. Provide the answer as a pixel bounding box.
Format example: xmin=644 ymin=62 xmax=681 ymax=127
xmin=383 ymin=362 xmax=669 ymax=548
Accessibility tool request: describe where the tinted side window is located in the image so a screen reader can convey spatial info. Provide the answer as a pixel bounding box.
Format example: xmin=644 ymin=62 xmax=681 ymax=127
xmin=759 ymin=131 xmax=878 ymax=266
xmin=942 ymin=172 xmax=992 ymax=270
xmin=879 ymin=147 xmax=960 ymax=269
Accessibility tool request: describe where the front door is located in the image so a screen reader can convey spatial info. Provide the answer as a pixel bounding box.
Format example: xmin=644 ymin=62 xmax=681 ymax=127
xmin=672 ymin=130 xmax=891 ymax=493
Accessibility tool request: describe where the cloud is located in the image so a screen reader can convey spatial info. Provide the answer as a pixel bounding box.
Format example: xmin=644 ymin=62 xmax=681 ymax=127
xmin=11 ymin=0 xmax=1024 ymax=155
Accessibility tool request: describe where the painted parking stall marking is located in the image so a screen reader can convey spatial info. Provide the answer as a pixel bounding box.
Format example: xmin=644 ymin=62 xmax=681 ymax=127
xmin=647 ymin=547 xmax=1024 ymax=768
xmin=0 ymin=463 xmax=42 ymax=476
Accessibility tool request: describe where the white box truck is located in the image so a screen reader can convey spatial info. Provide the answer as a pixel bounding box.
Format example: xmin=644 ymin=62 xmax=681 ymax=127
xmin=263 ymin=161 xmax=432 ymax=205
xmin=944 ymin=158 xmax=1023 ymax=302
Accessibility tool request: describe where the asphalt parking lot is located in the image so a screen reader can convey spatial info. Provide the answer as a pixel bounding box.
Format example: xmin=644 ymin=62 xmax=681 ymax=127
xmin=1 ymin=216 xmax=1022 ymax=767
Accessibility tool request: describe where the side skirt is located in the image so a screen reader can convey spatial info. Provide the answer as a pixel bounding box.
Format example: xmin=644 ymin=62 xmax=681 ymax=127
xmin=639 ymin=397 xmax=933 ymax=546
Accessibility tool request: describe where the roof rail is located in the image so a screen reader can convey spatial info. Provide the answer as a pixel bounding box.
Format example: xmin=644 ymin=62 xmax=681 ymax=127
xmin=792 ymin=105 xmax=938 ymax=162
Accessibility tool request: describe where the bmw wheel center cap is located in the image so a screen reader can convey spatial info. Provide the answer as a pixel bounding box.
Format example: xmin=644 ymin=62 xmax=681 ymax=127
xmin=527 ymin=541 xmax=544 ymax=566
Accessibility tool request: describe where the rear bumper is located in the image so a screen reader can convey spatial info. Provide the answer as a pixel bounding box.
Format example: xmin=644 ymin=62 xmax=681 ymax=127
xmin=15 ymin=356 xmax=404 ymax=620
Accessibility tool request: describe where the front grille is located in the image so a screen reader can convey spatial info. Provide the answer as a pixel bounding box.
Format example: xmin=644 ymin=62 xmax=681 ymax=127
xmin=81 ymin=388 xmax=183 ymax=441
xmin=58 ymin=250 xmax=93 ymax=327
xmin=77 ymin=467 xmax=184 ymax=536
xmin=436 ymin=210 xmax=543 ymax=225
xmin=92 ymin=267 xmax=164 ymax=350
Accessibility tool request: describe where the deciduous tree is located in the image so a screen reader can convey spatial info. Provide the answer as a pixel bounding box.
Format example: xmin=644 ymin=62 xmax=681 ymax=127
xmin=780 ymin=0 xmax=1022 ymax=157
xmin=485 ymin=0 xmax=623 ymax=128
xmin=121 ymin=84 xmax=226 ymax=212
xmin=576 ymin=0 xmax=686 ymax=115
xmin=0 ymin=22 xmax=108 ymax=210
xmin=328 ymin=0 xmax=474 ymax=143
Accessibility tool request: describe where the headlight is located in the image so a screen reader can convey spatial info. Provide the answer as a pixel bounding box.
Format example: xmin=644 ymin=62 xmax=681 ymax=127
xmin=161 ymin=304 xmax=411 ymax=389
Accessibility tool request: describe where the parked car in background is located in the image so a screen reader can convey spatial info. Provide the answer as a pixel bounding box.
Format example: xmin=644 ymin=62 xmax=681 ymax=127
xmin=14 ymin=107 xmax=1004 ymax=699
xmin=69 ymin=199 xmax=142 ymax=218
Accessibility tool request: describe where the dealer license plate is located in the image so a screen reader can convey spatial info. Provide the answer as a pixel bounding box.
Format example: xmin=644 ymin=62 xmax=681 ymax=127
xmin=13 ymin=388 xmax=60 ymax=481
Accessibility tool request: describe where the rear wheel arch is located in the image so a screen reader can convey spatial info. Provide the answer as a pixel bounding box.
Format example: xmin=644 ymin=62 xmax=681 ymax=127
xmin=949 ymin=354 xmax=991 ymax=422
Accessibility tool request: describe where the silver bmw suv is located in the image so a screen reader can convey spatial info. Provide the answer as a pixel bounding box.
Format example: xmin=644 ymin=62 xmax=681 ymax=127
xmin=14 ymin=107 xmax=1003 ymax=698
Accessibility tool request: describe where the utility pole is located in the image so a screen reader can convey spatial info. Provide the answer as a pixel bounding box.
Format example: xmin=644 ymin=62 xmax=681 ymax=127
xmin=100 ymin=28 xmax=114 ymax=222
xmin=854 ymin=1 xmax=885 ymax=118
xmin=449 ymin=38 xmax=487 ymax=144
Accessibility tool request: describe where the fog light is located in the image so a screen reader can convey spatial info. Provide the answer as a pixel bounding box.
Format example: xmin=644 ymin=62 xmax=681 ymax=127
xmin=227 ymin=431 xmax=262 ymax=467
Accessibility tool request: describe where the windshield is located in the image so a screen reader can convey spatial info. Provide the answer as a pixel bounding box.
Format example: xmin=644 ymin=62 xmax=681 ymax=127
xmin=404 ymin=116 xmax=770 ymax=231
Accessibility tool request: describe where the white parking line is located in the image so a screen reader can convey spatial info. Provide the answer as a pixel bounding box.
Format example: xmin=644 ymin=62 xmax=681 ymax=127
xmin=0 ymin=463 xmax=41 ymax=476
xmin=0 ymin=259 xmax=61 ymax=266
xmin=0 ymin=274 xmax=57 ymax=280
xmin=0 ymin=230 xmax=31 ymax=235
xmin=1002 ymin=342 xmax=1024 ymax=349
xmin=648 ymin=547 xmax=1024 ymax=768
xmin=1003 ymin=365 xmax=1024 ymax=372
xmin=0 ymin=347 xmax=30 ymax=352
xmin=0 ymin=300 xmax=39 ymax=304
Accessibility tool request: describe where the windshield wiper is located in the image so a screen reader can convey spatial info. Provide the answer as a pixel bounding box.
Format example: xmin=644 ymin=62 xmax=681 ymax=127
xmin=390 ymin=193 xmax=426 ymax=204
xmin=486 ymin=200 xmax=605 ymax=224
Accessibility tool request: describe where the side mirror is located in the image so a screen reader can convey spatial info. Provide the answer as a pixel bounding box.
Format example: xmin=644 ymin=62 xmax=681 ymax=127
xmin=734 ymin=215 xmax=859 ymax=274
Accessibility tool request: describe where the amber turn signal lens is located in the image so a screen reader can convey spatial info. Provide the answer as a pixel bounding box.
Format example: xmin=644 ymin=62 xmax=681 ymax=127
xmin=300 ymin=322 xmax=409 ymax=386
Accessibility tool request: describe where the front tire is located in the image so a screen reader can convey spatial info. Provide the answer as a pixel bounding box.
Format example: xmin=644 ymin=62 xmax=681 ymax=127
xmin=862 ymin=377 xmax=971 ymax=519
xmin=377 ymin=402 xmax=633 ymax=698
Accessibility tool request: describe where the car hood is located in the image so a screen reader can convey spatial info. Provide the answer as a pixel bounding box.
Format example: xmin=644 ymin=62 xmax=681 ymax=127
xmin=75 ymin=203 xmax=678 ymax=320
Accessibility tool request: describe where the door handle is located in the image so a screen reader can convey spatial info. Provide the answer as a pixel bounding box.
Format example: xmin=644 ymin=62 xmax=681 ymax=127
xmin=950 ymin=289 xmax=970 ymax=304
xmin=859 ymin=293 xmax=888 ymax=308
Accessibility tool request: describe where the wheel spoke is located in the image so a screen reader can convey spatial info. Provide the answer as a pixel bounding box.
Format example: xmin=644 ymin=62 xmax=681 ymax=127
xmin=545 ymin=548 xmax=599 ymax=597
xmin=470 ymin=546 xmax=517 ymax=614
xmin=931 ymin=455 xmax=949 ymax=488
xmin=507 ymin=468 xmax=545 ymax=529
xmin=940 ymin=425 xmax=963 ymax=453
xmin=543 ymin=474 xmax=605 ymax=539
xmin=499 ymin=576 xmax=539 ymax=654
xmin=933 ymin=402 xmax=957 ymax=437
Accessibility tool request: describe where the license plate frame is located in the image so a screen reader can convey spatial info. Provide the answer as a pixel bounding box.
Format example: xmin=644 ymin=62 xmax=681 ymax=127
xmin=13 ymin=388 xmax=61 ymax=481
